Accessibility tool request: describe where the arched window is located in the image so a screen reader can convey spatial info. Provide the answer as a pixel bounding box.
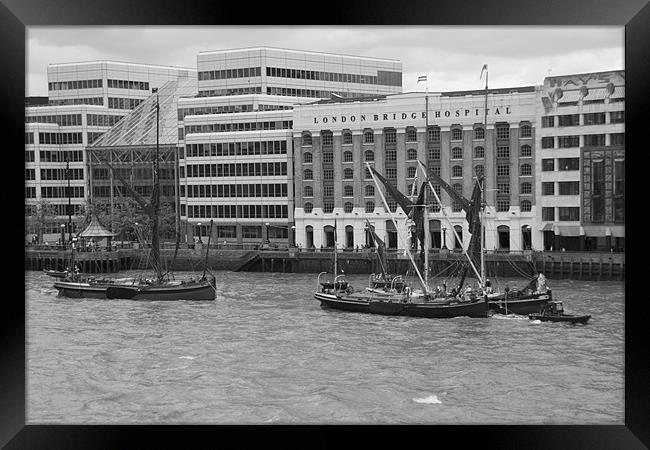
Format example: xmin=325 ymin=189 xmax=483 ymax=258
xmin=452 ymin=165 xmax=463 ymax=177
xmin=406 ymin=127 xmax=417 ymax=142
xmin=343 ymin=168 xmax=354 ymax=179
xmin=303 ymin=152 xmax=312 ymax=163
xmin=304 ymin=202 xmax=313 ymax=213
xmin=344 ymin=202 xmax=354 ymax=213
xmin=451 ymin=127 xmax=463 ymax=141
xmin=322 ymin=131 xmax=333 ymax=146
xmin=364 ymin=150 xmax=374 ymax=161
xmin=363 ymin=130 xmax=374 ymax=144
xmin=452 ymin=147 xmax=463 ymax=159
xmin=342 ymin=131 xmax=353 ymax=145
xmin=520 ymin=164 xmax=532 ymax=176
xmin=384 ymin=128 xmax=396 ymax=144
xmin=521 ymin=182 xmax=532 ymax=194
xmin=365 ymin=201 xmax=375 ymax=213
xmin=407 ymin=148 xmax=418 ymax=160
xmin=323 ymin=201 xmax=334 ymax=213
xmin=474 ymin=165 xmax=484 ymax=177
xmin=520 ymin=124 xmax=532 ymax=138
xmin=302 ymin=132 xmax=312 ymax=146
xmin=474 ymin=127 xmax=485 ymax=139
xmin=520 ymin=144 xmax=532 ymax=157
xmin=474 ymin=146 xmax=485 ymax=158
xmin=343 ymin=185 xmax=354 ymax=197
xmin=407 ymin=166 xmax=417 ymax=178
xmin=303 ymin=169 xmax=313 ymax=180
xmin=521 ymin=199 xmax=532 ymax=212
xmin=303 ymin=186 xmax=313 ymax=197
xmin=343 ymin=150 xmax=353 ymax=162
xmin=428 ymin=126 xmax=440 ymax=142
xmin=365 ymin=185 xmax=375 ymax=197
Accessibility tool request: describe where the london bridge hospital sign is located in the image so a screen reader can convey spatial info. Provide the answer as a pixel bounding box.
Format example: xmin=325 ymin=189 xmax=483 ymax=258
xmin=312 ymin=107 xmax=513 ymax=124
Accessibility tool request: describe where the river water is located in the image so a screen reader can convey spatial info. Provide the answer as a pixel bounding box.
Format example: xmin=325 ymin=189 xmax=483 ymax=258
xmin=26 ymin=270 xmax=624 ymax=424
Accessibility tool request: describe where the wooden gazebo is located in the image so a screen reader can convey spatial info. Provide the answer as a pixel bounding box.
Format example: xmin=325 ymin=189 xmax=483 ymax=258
xmin=76 ymin=215 xmax=116 ymax=251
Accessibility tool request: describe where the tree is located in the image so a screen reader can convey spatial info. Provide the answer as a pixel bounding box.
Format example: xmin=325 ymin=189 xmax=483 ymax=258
xmin=25 ymin=200 xmax=58 ymax=243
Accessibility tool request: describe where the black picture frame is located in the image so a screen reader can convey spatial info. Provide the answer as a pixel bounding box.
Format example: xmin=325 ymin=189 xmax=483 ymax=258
xmin=4 ymin=0 xmax=647 ymax=447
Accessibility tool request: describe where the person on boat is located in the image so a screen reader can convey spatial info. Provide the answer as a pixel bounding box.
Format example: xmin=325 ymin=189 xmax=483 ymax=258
xmin=485 ymin=278 xmax=493 ymax=294
xmin=536 ymin=273 xmax=548 ymax=293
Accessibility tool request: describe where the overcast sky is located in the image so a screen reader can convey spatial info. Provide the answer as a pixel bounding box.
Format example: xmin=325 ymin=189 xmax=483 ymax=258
xmin=26 ymin=26 xmax=624 ymax=96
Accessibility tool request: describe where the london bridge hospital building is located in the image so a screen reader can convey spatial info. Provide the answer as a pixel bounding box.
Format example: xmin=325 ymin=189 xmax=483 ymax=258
xmin=292 ymin=88 xmax=539 ymax=252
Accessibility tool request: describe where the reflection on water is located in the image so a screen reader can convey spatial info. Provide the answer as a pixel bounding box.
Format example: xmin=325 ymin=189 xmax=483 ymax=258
xmin=26 ymin=271 xmax=624 ymax=424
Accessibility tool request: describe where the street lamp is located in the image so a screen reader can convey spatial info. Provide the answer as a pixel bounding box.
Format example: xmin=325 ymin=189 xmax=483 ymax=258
xmin=60 ymin=223 xmax=65 ymax=247
xmin=197 ymin=222 xmax=202 ymax=243
xmin=265 ymin=222 xmax=270 ymax=244
xmin=290 ymin=225 xmax=296 ymax=247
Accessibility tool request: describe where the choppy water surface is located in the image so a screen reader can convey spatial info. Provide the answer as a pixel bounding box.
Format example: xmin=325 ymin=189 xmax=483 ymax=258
xmin=26 ymin=271 xmax=624 ymax=424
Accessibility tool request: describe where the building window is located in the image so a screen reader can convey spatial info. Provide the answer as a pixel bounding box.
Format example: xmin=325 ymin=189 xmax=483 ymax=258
xmin=386 ymin=167 xmax=397 ymax=179
xmin=474 ymin=146 xmax=484 ymax=159
xmin=407 ymin=148 xmax=418 ymax=160
xmin=542 ymin=182 xmax=555 ymax=196
xmin=474 ymin=127 xmax=485 ymax=139
xmin=583 ymin=113 xmax=606 ymax=125
xmin=303 ymin=152 xmax=312 ymax=163
xmin=407 ymin=166 xmax=417 ymax=178
xmin=497 ymin=200 xmax=510 ymax=212
xmin=451 ymin=147 xmax=463 ymax=159
xmin=428 ymin=127 xmax=440 ymax=142
xmin=558 ymin=181 xmax=580 ymax=195
xmin=343 ymin=150 xmax=353 ymax=162
xmin=323 ymin=152 xmax=333 ymax=163
xmin=364 ymin=150 xmax=375 ymax=161
xmin=610 ymin=111 xmax=625 ymax=124
xmin=343 ymin=168 xmax=354 ymax=179
xmin=541 ymin=116 xmax=555 ymax=128
xmin=406 ymin=127 xmax=417 ymax=142
xmin=496 ymin=165 xmax=510 ymax=177
xmin=363 ymin=130 xmax=374 ymax=143
xmin=542 ymin=207 xmax=555 ymax=221
xmin=304 ymin=186 xmax=313 ymax=197
xmin=384 ymin=129 xmax=396 ymax=144
xmin=584 ymin=134 xmax=606 ymax=147
xmin=323 ymin=202 xmax=334 ymax=213
xmin=610 ymin=133 xmax=625 ymax=146
xmin=323 ymin=169 xmax=334 ymax=180
xmin=429 ymin=147 xmax=440 ymax=160
xmin=304 ymin=169 xmax=313 ymax=180
xmin=386 ymin=201 xmax=398 ymax=213
xmin=365 ymin=167 xmax=373 ymax=179
xmin=343 ymin=185 xmax=354 ymax=197
xmin=558 ymin=114 xmax=580 ymax=127
xmin=541 ymin=137 xmax=555 ymax=149
xmin=521 ymin=200 xmax=532 ymax=212
xmin=558 ymin=158 xmax=580 ymax=171
xmin=520 ymin=164 xmax=532 ymax=176
xmin=342 ymin=131 xmax=353 ymax=145
xmin=496 ymin=125 xmax=510 ymax=139
xmin=559 ymin=207 xmax=580 ymax=221
xmin=452 ymin=165 xmax=463 ymax=178
xmin=592 ymin=160 xmax=605 ymax=222
xmin=430 ymin=166 xmax=441 ymax=176
xmin=302 ymin=132 xmax=312 ymax=146
xmin=474 ymin=165 xmax=484 ymax=177
xmin=520 ymin=144 xmax=532 ymax=157
xmin=304 ymin=202 xmax=313 ymax=213
xmin=542 ymin=159 xmax=555 ymax=171
xmin=344 ymin=202 xmax=354 ymax=213
xmin=386 ymin=149 xmax=397 ymax=161
xmin=365 ymin=185 xmax=375 ymax=197
xmin=521 ymin=182 xmax=532 ymax=194
xmin=496 ymin=146 xmax=510 ymax=158
xmin=558 ymin=135 xmax=580 ymax=148
xmin=365 ymin=201 xmax=375 ymax=213
xmin=323 ymin=185 xmax=334 ymax=196
xmin=497 ymin=183 xmax=510 ymax=194
xmin=520 ymin=124 xmax=532 ymax=137
xmin=614 ymin=159 xmax=624 ymax=222
xmin=322 ymin=132 xmax=333 ymax=146
xmin=451 ymin=128 xmax=463 ymax=141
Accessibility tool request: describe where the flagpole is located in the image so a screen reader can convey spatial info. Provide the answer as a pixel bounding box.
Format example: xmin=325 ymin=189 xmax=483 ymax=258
xmin=419 ymin=74 xmax=430 ymax=285
xmin=481 ymin=65 xmax=488 ymax=288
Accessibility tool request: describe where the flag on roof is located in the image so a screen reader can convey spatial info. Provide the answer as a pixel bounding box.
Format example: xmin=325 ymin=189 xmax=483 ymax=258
xmin=480 ymin=64 xmax=488 ymax=80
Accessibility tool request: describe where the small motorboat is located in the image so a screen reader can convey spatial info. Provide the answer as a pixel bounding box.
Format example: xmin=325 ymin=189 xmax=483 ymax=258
xmin=529 ymin=300 xmax=591 ymax=324
xmin=44 ymin=269 xmax=68 ymax=279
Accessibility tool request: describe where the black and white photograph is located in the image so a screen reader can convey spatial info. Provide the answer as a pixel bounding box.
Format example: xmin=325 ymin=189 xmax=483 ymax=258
xmin=4 ymin=0 xmax=649 ymax=447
